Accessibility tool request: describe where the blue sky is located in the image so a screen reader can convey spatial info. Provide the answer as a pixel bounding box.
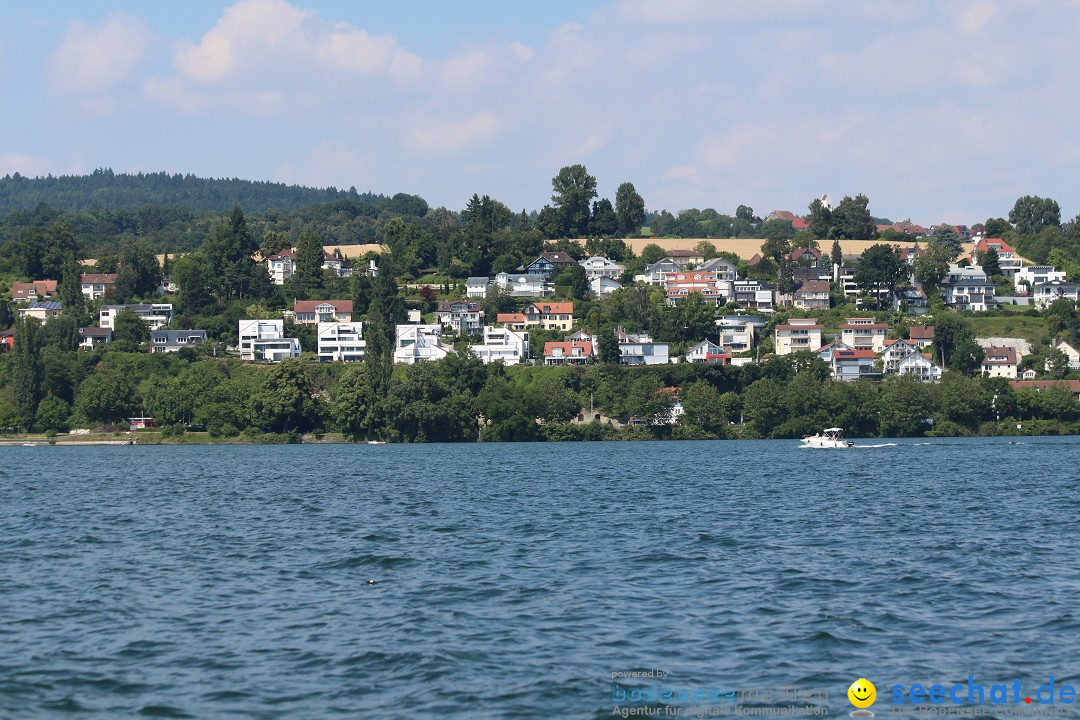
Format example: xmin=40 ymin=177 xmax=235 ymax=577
xmin=2 ymin=0 xmax=1079 ymax=226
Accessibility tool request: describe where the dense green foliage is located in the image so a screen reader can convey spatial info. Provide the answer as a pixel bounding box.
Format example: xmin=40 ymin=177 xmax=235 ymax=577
xmin=0 ymin=168 xmax=373 ymax=214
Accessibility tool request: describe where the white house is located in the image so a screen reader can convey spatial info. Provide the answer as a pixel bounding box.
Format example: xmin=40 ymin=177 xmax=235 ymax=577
xmin=435 ymin=300 xmax=484 ymax=334
xmin=1016 ymin=266 xmax=1066 ymax=291
xmin=637 ymin=259 xmax=682 ymax=285
xmin=716 ymin=316 xmax=757 ymax=353
xmin=150 ymin=330 xmax=206 ymax=353
xmin=543 ymin=340 xmax=594 ymax=365
xmin=731 ymin=280 xmax=775 ymax=310
xmin=982 ymin=346 xmax=1019 ymax=379
xmin=897 ymin=353 xmax=942 ymax=382
xmin=100 ymin=303 xmax=173 ymax=330
xmin=942 ymin=278 xmax=995 ymax=311
xmin=494 ymin=272 xmax=550 ymax=297
xmin=839 ymin=318 xmax=889 ymax=353
xmin=881 ymin=339 xmax=921 ymax=373
xmin=317 ymin=322 xmax=365 ymax=362
xmin=1051 ymin=339 xmax=1080 ymax=370
xmin=78 ymin=327 xmax=112 ymax=349
xmin=590 ymin=277 xmax=622 ymax=297
xmin=971 ymin=238 xmax=1023 ymax=277
xmin=292 ymin=300 xmax=352 ymax=324
xmin=80 ymin=273 xmax=117 ymax=300
xmin=1032 ymin=280 xmax=1079 ymax=309
xmin=267 ymin=247 xmax=352 ymax=285
xmin=579 ymin=256 xmax=625 ymax=280
xmin=238 ymin=319 xmax=301 ymax=362
xmin=617 ymin=330 xmax=670 ymax=365
xmin=774 ymin=319 xmax=822 ymax=355
xmin=686 ymin=340 xmax=730 ymax=364
xmin=470 ymin=326 xmax=529 ymax=365
xmin=394 ymin=324 xmax=449 ymax=364
xmin=466 ymin=277 xmax=490 ymax=299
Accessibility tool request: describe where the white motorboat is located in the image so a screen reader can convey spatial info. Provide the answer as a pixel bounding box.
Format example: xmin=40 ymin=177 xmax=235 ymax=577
xmin=801 ymin=427 xmax=854 ymax=448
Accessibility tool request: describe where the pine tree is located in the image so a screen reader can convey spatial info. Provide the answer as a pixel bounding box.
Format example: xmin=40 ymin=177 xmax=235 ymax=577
xmin=11 ymin=317 xmax=43 ymax=431
xmin=59 ymin=252 xmax=85 ymax=322
xmin=294 ymin=231 xmax=325 ymax=294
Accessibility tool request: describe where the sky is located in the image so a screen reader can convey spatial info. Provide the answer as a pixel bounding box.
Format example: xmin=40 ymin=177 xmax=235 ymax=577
xmin=2 ymin=0 xmax=1079 ymax=226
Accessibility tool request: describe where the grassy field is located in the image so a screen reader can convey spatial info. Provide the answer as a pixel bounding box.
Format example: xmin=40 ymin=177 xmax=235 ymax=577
xmin=969 ymin=314 xmax=1049 ymax=344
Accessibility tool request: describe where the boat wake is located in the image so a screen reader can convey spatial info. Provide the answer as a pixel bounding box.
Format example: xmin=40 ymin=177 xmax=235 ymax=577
xmin=855 ymin=442 xmax=898 ymax=448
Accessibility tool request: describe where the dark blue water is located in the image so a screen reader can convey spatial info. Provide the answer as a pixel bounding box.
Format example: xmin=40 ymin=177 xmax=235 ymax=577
xmin=2 ymin=438 xmax=1079 ymax=719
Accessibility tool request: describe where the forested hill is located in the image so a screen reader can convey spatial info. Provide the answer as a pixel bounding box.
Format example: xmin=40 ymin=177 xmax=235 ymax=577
xmin=0 ymin=169 xmax=385 ymax=214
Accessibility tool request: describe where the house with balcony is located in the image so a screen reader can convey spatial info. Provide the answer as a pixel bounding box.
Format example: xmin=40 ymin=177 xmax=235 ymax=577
xmin=1015 ymin=266 xmax=1066 ymax=292
xmin=267 ymin=247 xmax=351 ymax=285
xmin=839 ymin=318 xmax=889 ymax=353
xmin=523 ymin=302 xmax=574 ymax=331
xmin=830 ymin=348 xmax=881 ymax=382
xmin=908 ymin=325 xmax=934 ymax=349
xmin=81 ymin=273 xmax=117 ymax=300
xmin=1032 ymin=280 xmax=1079 ymax=309
xmin=662 ymin=249 xmax=706 ymax=266
xmin=715 ymin=316 xmax=757 ymax=354
xmin=466 ymin=277 xmax=490 ymax=298
xmin=942 ymin=277 xmax=995 ymax=311
xmin=238 ymin=319 xmax=301 ymax=362
xmin=793 ymin=280 xmax=830 ymax=309
xmin=317 ymin=322 xmax=365 ymax=362
xmin=590 ymin=277 xmax=622 ymax=296
xmin=524 ymin=252 xmax=577 ymax=276
xmin=471 ymin=326 xmax=529 ymax=365
xmin=731 ymin=280 xmax=775 ymax=310
xmin=663 ymin=270 xmax=732 ymax=307
xmin=18 ymin=301 xmax=62 ymax=321
xmin=543 ymin=341 xmax=594 ymax=365
xmin=698 ymin=256 xmax=739 ymax=281
xmin=892 ymin=286 xmax=928 ymax=313
xmin=100 ymin=303 xmax=173 ymax=330
xmin=638 ymin=259 xmax=683 ymax=285
xmin=1050 ymin=339 xmax=1080 ymax=370
xmin=292 ymin=300 xmax=353 ymax=324
xmin=881 ymin=338 xmax=921 ymax=373
xmin=394 ymin=324 xmax=449 ymax=364
xmin=494 ymin=272 xmax=550 ymax=297
xmin=150 ymin=330 xmax=207 ymax=353
xmin=686 ymin=340 xmax=730 ymax=364
xmin=10 ymin=280 xmax=57 ymax=303
xmin=616 ymin=330 xmax=670 ymax=365
xmin=774 ymin=319 xmax=822 ymax=355
xmin=579 ymin=256 xmax=625 ymax=280
xmin=495 ymin=312 xmax=526 ymax=331
xmin=897 ymin=353 xmax=942 ymax=382
xmin=78 ymin=327 xmax=112 ymax=350
xmin=435 ymin=300 xmax=485 ymax=334
xmin=982 ymin=346 xmax=1019 ymax=378
xmin=971 ymin=238 xmax=1023 ymax=277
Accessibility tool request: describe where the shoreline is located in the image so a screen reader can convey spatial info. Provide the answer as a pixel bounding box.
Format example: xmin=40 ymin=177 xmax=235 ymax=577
xmin=2 ymin=426 xmax=1076 ymax=446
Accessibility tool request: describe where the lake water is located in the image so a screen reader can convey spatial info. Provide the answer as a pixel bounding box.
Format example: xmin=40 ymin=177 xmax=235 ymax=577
xmin=2 ymin=438 xmax=1079 ymax=719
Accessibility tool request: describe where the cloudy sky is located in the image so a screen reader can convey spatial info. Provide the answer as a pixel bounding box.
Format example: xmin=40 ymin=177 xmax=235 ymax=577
xmin=2 ymin=0 xmax=1078 ymax=225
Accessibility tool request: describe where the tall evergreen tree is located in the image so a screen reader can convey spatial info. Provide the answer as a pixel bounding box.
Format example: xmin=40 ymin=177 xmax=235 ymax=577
xmin=294 ymin=231 xmax=325 ymax=294
xmin=59 ymin=252 xmax=85 ymax=321
xmin=615 ymin=182 xmax=645 ymax=237
xmin=11 ymin=317 xmax=43 ymax=430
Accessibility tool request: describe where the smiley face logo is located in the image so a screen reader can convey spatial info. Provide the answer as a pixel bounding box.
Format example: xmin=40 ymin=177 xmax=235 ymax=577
xmin=848 ymin=678 xmax=876 ymax=712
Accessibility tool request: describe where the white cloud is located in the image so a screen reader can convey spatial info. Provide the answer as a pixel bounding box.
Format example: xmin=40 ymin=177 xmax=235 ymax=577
xmin=0 ymin=153 xmax=51 ymax=177
xmin=275 ymin=142 xmax=371 ymax=189
xmin=960 ymin=1 xmax=998 ymax=34
xmin=171 ymin=0 xmax=417 ymax=86
xmin=407 ymin=110 xmax=497 ymax=152
xmin=47 ymin=11 xmax=151 ymax=95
